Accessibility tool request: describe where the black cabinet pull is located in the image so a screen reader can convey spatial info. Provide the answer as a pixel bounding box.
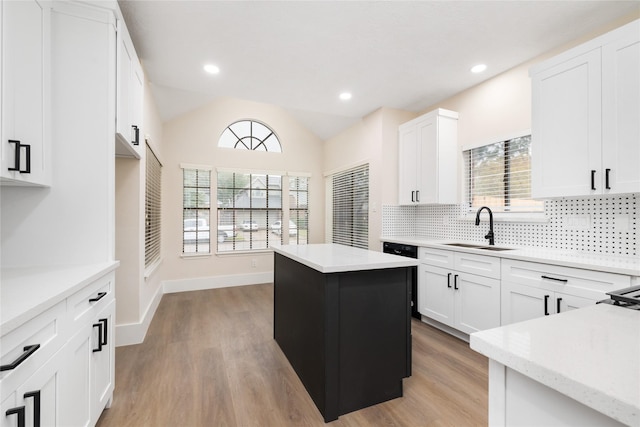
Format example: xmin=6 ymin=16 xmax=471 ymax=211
xmin=99 ymin=318 xmax=108 ymax=346
xmin=89 ymin=291 xmax=107 ymax=303
xmin=411 ymin=191 xmax=415 ymax=202
xmin=24 ymin=391 xmax=40 ymax=427
xmin=544 ymin=295 xmax=550 ymax=315
xmin=556 ymin=297 xmax=562 ymax=314
xmin=7 ymin=140 xmax=30 ymax=174
xmin=415 ymin=190 xmax=420 ymax=203
xmin=590 ymin=170 xmax=596 ymax=190
xmin=132 ymin=125 xmax=140 ymax=145
xmin=541 ymin=275 xmax=568 ymax=283
xmin=5 ymin=406 xmax=25 ymax=427
xmin=93 ymin=322 xmax=104 ymax=352
xmin=0 ymin=344 xmax=40 ymax=372
xmin=447 ymin=273 xmax=452 ymax=288
xmin=453 ymin=274 xmax=459 ymax=290
xmin=605 ymin=168 xmax=611 ymax=190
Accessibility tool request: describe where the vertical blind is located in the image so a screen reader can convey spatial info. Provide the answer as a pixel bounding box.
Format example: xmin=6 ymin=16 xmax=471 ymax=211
xmin=145 ymin=143 xmax=162 ymax=267
xmin=332 ymin=164 xmax=369 ymax=249
xmin=463 ymin=135 xmax=543 ymax=212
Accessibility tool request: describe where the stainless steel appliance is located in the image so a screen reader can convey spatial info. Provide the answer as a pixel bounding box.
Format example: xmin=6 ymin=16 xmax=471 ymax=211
xmin=383 ymin=242 xmax=420 ymax=320
xmin=597 ymin=285 xmax=640 ymax=310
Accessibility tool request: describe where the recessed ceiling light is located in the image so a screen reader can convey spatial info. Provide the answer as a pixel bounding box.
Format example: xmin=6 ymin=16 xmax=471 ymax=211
xmin=339 ymin=92 xmax=352 ymax=101
xmin=204 ymin=64 xmax=220 ymax=74
xmin=471 ymin=64 xmax=487 ymax=73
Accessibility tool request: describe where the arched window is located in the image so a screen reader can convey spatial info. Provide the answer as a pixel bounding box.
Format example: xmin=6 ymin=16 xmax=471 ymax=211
xmin=218 ymin=120 xmax=281 ymax=152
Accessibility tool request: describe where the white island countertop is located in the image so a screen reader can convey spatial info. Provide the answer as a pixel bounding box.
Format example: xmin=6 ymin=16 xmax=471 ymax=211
xmin=1 ymin=261 xmax=120 ymax=334
xmin=470 ymin=304 xmax=640 ymax=426
xmin=273 ymin=243 xmax=419 ymax=273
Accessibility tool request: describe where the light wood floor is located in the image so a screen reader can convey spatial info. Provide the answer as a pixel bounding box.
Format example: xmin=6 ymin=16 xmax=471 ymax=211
xmin=97 ymin=283 xmax=488 ymax=426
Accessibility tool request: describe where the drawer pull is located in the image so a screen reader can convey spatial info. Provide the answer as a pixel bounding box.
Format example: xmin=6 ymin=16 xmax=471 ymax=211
xmin=453 ymin=274 xmax=459 ymax=290
xmin=24 ymin=391 xmax=41 ymax=427
xmin=541 ymin=275 xmax=568 ymax=283
xmin=0 ymin=344 xmax=40 ymax=372
xmin=557 ymin=297 xmax=563 ymax=314
xmin=447 ymin=273 xmax=452 ymax=288
xmin=5 ymin=406 xmax=25 ymax=427
xmin=89 ymin=291 xmax=107 ymax=303
xmin=544 ymin=295 xmax=550 ymax=316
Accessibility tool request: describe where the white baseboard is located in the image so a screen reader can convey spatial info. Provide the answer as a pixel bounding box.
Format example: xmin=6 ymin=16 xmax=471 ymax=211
xmin=162 ymin=271 xmax=273 ymax=294
xmin=114 ymin=271 xmax=272 ymax=347
xmin=115 ymin=284 xmax=163 ymax=347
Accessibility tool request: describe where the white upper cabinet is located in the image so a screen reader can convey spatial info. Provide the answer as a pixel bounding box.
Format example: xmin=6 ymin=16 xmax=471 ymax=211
xmin=1 ymin=0 xmax=51 ymax=186
xmin=115 ymin=20 xmax=143 ymax=159
xmin=530 ymin=20 xmax=639 ymax=198
xmin=398 ymin=108 xmax=458 ymax=205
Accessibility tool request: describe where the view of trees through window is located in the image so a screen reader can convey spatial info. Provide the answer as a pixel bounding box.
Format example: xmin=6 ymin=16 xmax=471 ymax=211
xmin=464 ymin=135 xmax=543 ymax=212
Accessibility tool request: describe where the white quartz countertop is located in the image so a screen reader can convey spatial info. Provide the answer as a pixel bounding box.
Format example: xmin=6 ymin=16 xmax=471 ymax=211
xmin=1 ymin=261 xmax=120 ymax=335
xmin=381 ymin=236 xmax=640 ymax=276
xmin=273 ymin=243 xmax=419 ymax=273
xmin=470 ymin=304 xmax=640 ymax=426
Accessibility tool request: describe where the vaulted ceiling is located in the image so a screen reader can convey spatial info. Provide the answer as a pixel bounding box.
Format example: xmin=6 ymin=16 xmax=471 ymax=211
xmin=118 ymin=1 xmax=639 ymax=140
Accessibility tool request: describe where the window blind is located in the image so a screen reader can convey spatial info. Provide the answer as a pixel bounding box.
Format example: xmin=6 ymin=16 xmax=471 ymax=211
xmin=289 ymin=176 xmax=309 ymax=245
xmin=145 ymin=143 xmax=162 ymax=267
xmin=463 ymin=135 xmax=543 ymax=212
xmin=183 ymin=168 xmax=211 ymax=254
xmin=332 ymin=164 xmax=369 ymax=249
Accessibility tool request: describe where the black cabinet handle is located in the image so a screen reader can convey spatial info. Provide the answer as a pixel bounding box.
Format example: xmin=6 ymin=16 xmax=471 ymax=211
xmin=605 ymin=168 xmax=611 ymax=190
xmin=99 ymin=318 xmax=108 ymax=346
xmin=411 ymin=191 xmax=415 ymax=202
xmin=24 ymin=391 xmax=40 ymax=427
xmin=93 ymin=322 xmax=104 ymax=352
xmin=7 ymin=140 xmax=31 ymax=174
xmin=0 ymin=344 xmax=40 ymax=372
xmin=453 ymin=274 xmax=459 ymax=290
xmin=447 ymin=273 xmax=452 ymax=288
xmin=132 ymin=125 xmax=140 ymax=146
xmin=544 ymin=295 xmax=550 ymax=315
xmin=5 ymin=406 xmax=25 ymax=427
xmin=541 ymin=275 xmax=568 ymax=283
xmin=89 ymin=291 xmax=107 ymax=303
xmin=415 ymin=190 xmax=420 ymax=203
xmin=556 ymin=297 xmax=562 ymax=314
xmin=591 ymin=170 xmax=596 ymax=190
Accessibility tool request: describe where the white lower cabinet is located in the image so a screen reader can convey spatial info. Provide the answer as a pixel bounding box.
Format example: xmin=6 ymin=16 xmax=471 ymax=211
xmin=419 ymin=248 xmax=501 ymax=335
xmin=1 ymin=270 xmax=115 ymax=427
xmin=501 ymin=259 xmax=630 ymax=325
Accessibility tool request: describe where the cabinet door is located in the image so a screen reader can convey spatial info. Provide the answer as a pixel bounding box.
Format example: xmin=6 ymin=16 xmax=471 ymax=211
xmin=555 ymin=292 xmax=595 ymax=315
xmin=0 ymin=391 xmax=18 ymax=427
xmin=501 ymin=282 xmax=550 ymax=325
xmin=416 ymin=116 xmax=436 ymax=204
xmin=531 ymin=49 xmax=602 ymax=198
xmin=454 ymin=272 xmax=501 ymax=334
xmin=602 ymin=28 xmax=640 ymax=195
xmin=419 ymin=264 xmax=454 ymax=327
xmin=59 ymin=329 xmax=92 ymax=427
xmin=1 ymin=0 xmax=49 ymax=185
xmin=116 ymin=22 xmax=134 ymax=141
xmin=398 ymin=123 xmax=418 ymax=205
xmin=91 ymin=300 xmax=115 ymax=425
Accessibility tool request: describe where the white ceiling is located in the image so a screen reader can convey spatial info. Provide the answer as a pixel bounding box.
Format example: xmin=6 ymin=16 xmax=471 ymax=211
xmin=118 ymin=1 xmax=639 ymax=140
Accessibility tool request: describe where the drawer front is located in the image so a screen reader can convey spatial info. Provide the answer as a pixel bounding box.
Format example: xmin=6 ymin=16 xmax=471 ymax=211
xmin=501 ymin=259 xmax=631 ymax=297
xmin=68 ymin=272 xmax=114 ymax=327
xmin=419 ymin=247 xmax=454 ymax=268
xmin=454 ymin=252 xmax=501 ymax=279
xmin=0 ymin=300 xmax=67 ymax=391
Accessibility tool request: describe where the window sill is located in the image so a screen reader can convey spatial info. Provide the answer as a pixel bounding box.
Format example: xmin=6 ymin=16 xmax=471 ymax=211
xmin=144 ymin=258 xmax=162 ymax=280
xmin=215 ymin=248 xmax=275 ymax=256
xmin=459 ymin=212 xmax=549 ymax=223
xmin=181 ymin=252 xmax=212 ymax=259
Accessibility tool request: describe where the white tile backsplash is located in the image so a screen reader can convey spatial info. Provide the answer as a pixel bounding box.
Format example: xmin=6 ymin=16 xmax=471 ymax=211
xmin=382 ymin=193 xmax=638 ymax=256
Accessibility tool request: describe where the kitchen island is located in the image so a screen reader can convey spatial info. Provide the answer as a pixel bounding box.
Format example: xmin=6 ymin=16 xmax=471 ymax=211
xmin=470 ymin=304 xmax=639 ymax=427
xmin=273 ymin=243 xmax=419 ymax=422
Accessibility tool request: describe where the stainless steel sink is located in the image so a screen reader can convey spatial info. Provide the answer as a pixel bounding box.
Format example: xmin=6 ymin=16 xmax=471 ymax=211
xmin=443 ymin=242 xmax=514 ymax=251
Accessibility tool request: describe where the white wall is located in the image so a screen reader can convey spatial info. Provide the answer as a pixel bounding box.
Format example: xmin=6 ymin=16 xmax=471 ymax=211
xmin=157 ymin=97 xmax=324 ymax=288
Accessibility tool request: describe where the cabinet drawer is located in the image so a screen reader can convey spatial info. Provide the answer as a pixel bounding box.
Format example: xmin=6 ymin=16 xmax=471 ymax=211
xmin=419 ymin=247 xmax=454 ymax=268
xmin=454 ymin=252 xmax=501 ymax=279
xmin=0 ymin=300 xmax=67 ymax=391
xmin=68 ymin=272 xmax=114 ymax=326
xmin=502 ymin=259 xmax=630 ymax=296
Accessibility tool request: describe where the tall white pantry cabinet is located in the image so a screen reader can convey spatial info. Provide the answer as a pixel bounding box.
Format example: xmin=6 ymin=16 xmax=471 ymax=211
xmin=530 ymin=19 xmax=640 ymax=198
xmin=0 ymin=1 xmax=130 ymax=426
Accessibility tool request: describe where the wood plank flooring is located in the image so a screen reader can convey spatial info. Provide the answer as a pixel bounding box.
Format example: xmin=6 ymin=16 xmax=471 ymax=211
xmin=96 ymin=283 xmax=488 ymax=426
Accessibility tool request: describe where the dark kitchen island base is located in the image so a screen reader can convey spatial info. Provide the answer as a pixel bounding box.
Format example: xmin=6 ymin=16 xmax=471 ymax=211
xmin=273 ymin=251 xmax=412 ymax=422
